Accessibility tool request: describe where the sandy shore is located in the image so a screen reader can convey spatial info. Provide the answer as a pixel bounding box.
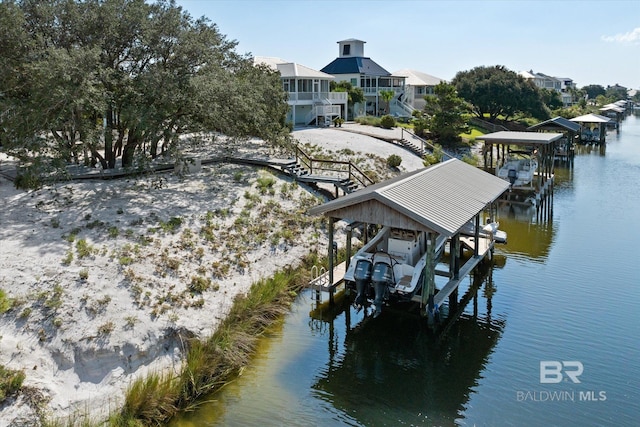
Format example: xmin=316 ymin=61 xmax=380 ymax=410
xmin=0 ymin=126 xmax=425 ymax=425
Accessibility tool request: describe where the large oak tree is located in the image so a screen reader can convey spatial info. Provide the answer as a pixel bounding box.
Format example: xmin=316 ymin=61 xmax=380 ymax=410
xmin=451 ymin=65 xmax=549 ymax=122
xmin=0 ymin=0 xmax=290 ymax=177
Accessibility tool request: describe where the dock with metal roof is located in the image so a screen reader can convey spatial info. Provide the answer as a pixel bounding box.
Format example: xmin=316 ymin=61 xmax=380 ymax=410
xmin=477 ymin=130 xmax=562 ymax=207
xmin=307 ymin=158 xmax=510 ymax=321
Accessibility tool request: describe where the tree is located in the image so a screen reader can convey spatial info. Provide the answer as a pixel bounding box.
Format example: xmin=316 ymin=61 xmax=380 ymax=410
xmin=0 ymin=0 xmax=290 ymax=177
xmin=540 ymin=88 xmax=563 ymax=111
xmin=605 ymin=84 xmax=628 ymax=102
xmin=416 ymin=82 xmax=470 ymax=146
xmin=380 ymin=89 xmax=395 ymax=115
xmin=581 ymin=84 xmax=606 ymax=102
xmin=451 ymin=65 xmax=549 ymax=122
xmin=330 ymin=81 xmax=364 ymax=119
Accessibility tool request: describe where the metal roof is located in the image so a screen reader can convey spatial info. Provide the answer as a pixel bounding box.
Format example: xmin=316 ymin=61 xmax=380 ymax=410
xmin=600 ymin=105 xmax=625 ymax=113
xmin=307 ymin=159 xmax=510 ymax=237
xmin=527 ymin=116 xmax=582 ymax=132
xmin=254 ymin=56 xmax=333 ymax=79
xmin=321 ymin=57 xmax=390 ymax=76
xmin=569 ymin=113 xmax=612 ymax=124
xmin=393 ymin=69 xmax=444 ymax=86
xmin=476 ymin=131 xmax=563 ymax=145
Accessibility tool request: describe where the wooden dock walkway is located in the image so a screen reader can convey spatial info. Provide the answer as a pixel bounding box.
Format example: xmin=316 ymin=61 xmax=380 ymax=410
xmin=308 ymin=261 xmax=347 ymax=292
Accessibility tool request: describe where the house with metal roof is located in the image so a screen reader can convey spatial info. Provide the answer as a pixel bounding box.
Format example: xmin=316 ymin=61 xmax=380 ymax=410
xmin=320 ymin=39 xmax=407 ymax=119
xmin=254 ymin=56 xmax=348 ymax=126
xmin=393 ymin=69 xmax=445 ymax=112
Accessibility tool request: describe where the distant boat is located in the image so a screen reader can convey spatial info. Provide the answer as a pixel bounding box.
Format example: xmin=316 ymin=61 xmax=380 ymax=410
xmin=496 ymin=153 xmax=538 ymax=187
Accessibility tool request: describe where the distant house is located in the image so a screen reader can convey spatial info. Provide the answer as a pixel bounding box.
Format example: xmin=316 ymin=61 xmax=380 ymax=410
xmin=254 ymin=56 xmax=347 ymax=126
xmin=393 ymin=69 xmax=445 ymax=112
xmin=519 ymin=70 xmax=576 ymax=106
xmin=320 ymin=39 xmax=408 ymax=119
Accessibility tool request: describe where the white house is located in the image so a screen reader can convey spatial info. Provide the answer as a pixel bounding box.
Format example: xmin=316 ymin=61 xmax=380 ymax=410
xmin=393 ymin=69 xmax=445 ymax=112
xmin=320 ymin=39 xmax=407 ymax=119
xmin=519 ymin=70 xmax=576 ymax=106
xmin=254 ymin=56 xmax=348 ymax=126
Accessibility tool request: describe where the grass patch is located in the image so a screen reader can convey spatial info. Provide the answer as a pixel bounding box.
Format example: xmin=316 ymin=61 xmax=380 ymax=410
xmin=0 ymin=365 xmax=25 ymax=403
xmin=109 ymin=254 xmax=316 ymax=425
xmin=0 ymin=289 xmax=12 ymax=313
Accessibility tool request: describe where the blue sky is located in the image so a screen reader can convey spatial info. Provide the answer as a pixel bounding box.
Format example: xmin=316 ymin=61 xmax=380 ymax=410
xmin=175 ymin=0 xmax=640 ymax=89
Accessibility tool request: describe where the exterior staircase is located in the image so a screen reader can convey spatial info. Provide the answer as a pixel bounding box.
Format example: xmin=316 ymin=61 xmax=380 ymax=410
xmin=281 ymin=146 xmax=374 ymax=197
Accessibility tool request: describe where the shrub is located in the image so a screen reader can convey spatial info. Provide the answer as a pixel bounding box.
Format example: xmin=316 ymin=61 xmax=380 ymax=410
xmin=0 ymin=289 xmax=12 ymax=313
xmin=0 ymin=366 xmax=25 ymax=402
xmin=386 ymin=154 xmax=402 ymax=169
xmin=380 ymin=115 xmax=396 ymax=129
xmin=160 ymin=217 xmax=183 ymax=233
xmin=189 ymin=276 xmax=211 ymax=294
xmin=76 ymin=239 xmax=93 ymax=258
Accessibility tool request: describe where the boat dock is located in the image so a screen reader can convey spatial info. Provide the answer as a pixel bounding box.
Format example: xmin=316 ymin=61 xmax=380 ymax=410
xmin=307 ymin=159 xmax=510 ymax=324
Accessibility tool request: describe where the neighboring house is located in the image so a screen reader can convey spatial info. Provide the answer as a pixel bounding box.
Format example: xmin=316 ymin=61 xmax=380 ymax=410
xmin=254 ymin=56 xmax=347 ymax=126
xmin=320 ymin=39 xmax=407 ymax=119
xmin=393 ymin=69 xmax=445 ymax=112
xmin=519 ymin=70 xmax=576 ymax=106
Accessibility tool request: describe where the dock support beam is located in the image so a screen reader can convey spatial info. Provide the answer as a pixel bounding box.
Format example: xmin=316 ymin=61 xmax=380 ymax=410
xmin=422 ymin=233 xmax=437 ymax=324
xmin=328 ymin=217 xmax=335 ymax=305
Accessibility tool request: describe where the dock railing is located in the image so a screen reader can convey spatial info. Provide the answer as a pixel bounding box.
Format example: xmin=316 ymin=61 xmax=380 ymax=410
xmin=295 ymin=145 xmax=375 ymax=189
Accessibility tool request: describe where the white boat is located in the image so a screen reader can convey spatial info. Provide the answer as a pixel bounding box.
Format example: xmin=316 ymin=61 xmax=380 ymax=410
xmin=343 ymin=226 xmax=447 ymax=317
xmin=460 ymin=220 xmax=507 ymax=244
xmin=496 ymin=155 xmax=538 ymax=187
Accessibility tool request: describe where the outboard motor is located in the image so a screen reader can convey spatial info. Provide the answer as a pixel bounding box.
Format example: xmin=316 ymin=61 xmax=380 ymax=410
xmin=371 ymin=261 xmax=394 ymax=317
xmin=507 ymin=168 xmax=518 ymax=185
xmin=353 ymin=259 xmax=372 ymax=310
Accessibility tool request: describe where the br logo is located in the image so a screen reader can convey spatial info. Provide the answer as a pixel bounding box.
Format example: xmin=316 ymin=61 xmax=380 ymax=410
xmin=540 ymin=361 xmax=584 ymax=384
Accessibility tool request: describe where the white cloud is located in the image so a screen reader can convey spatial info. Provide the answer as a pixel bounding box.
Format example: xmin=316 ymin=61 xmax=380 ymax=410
xmin=602 ymin=27 xmax=640 ymax=44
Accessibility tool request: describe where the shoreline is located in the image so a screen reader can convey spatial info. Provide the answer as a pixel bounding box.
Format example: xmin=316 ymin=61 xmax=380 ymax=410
xmin=0 ymin=127 xmax=426 ymax=424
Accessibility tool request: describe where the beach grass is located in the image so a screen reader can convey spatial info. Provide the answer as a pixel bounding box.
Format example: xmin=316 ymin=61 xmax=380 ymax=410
xmin=104 ymin=253 xmax=317 ymax=426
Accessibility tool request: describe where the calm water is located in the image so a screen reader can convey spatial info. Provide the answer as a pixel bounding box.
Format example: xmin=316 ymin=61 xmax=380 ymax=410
xmin=176 ymin=114 xmax=640 ymax=426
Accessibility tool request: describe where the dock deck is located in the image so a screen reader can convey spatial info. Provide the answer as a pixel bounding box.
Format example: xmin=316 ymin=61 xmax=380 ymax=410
xmin=308 ymin=261 xmax=347 ymax=292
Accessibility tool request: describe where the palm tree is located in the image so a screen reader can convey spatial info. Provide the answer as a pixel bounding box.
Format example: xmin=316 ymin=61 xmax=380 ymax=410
xmin=380 ymin=90 xmax=395 ymax=115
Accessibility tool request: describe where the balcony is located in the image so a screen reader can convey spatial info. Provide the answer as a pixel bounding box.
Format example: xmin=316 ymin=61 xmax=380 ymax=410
xmin=287 ymin=91 xmax=348 ymax=103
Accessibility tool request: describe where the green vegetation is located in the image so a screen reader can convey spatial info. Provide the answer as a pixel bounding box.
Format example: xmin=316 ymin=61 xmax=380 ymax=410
xmin=380 ymin=114 xmax=396 ymax=129
xmin=414 ymin=82 xmax=470 ymax=147
xmin=0 ymin=0 xmax=291 ymax=187
xmin=159 ymin=217 xmax=183 ymax=233
xmin=452 ymin=65 xmax=549 ymax=122
xmin=0 ymin=289 xmax=12 ymax=313
xmin=0 ymin=365 xmax=25 ymax=403
xmin=76 ymin=239 xmax=93 ymax=258
xmin=386 ymin=154 xmax=402 ymax=169
xmin=110 ymin=258 xmax=314 ymax=425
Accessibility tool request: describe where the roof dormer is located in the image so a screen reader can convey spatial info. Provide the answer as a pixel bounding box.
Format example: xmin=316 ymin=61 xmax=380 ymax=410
xmin=338 ymin=39 xmax=366 ymax=58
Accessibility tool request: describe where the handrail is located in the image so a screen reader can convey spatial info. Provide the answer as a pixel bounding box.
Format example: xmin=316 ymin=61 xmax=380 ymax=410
xmin=469 ymin=117 xmax=508 ymax=132
xmin=295 ymin=145 xmax=375 ymax=189
xmin=401 ymin=128 xmax=455 ymax=160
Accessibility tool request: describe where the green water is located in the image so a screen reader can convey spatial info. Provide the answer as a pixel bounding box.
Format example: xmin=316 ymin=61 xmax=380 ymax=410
xmin=175 ymin=114 xmax=640 ymax=426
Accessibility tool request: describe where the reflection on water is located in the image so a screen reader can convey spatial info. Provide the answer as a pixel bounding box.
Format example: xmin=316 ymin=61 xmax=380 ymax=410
xmin=313 ymin=287 xmax=504 ymax=426
xmin=174 ymin=265 xmax=503 ymax=427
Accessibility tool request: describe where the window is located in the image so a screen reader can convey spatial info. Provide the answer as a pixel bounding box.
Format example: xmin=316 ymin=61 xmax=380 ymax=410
xmin=343 ymin=44 xmax=350 ymax=55
xmin=283 ymin=79 xmax=295 ymax=92
xmin=298 ymin=79 xmax=312 ymax=92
